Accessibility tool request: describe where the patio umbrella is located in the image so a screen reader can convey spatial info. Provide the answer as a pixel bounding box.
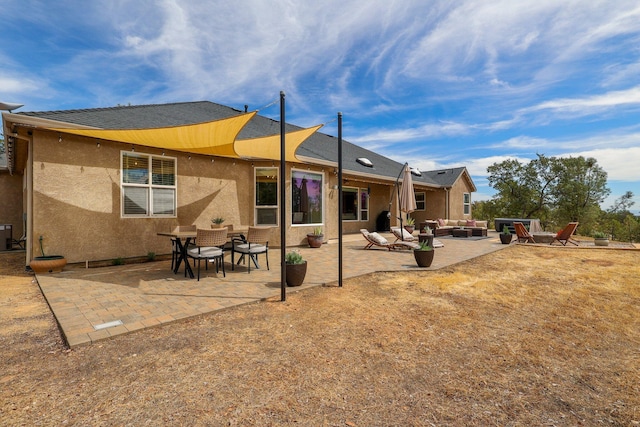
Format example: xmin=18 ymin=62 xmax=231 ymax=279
xmin=397 ymin=163 xmax=416 ymax=239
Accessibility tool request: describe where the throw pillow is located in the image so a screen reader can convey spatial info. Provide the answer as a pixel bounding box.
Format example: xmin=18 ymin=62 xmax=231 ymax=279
xmin=437 ymin=218 xmax=446 ymax=227
xmin=402 ymin=228 xmax=414 ymax=240
xmin=466 ymin=219 xmax=477 ymax=227
xmin=368 ymin=232 xmax=388 ymax=245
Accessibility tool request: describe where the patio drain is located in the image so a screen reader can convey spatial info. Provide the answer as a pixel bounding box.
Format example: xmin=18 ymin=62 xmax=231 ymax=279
xmin=94 ymin=320 xmax=123 ymax=330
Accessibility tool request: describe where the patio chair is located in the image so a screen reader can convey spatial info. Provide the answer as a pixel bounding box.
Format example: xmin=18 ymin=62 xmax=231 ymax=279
xmin=186 ymin=227 xmax=227 ymax=281
xmin=513 ymin=222 xmax=536 ymax=244
xmin=231 ymin=226 xmax=270 ymax=273
xmin=171 ymin=224 xmax=196 ymax=271
xmin=361 ymin=229 xmax=419 ymax=251
xmin=390 ymin=226 xmax=416 ymax=242
xmin=550 ymin=222 xmax=579 ymax=246
xmin=12 ymin=213 xmax=27 ymax=250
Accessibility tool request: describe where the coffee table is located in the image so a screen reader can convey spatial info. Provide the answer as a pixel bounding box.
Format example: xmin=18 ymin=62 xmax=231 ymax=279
xmin=452 ymin=228 xmax=472 ymax=238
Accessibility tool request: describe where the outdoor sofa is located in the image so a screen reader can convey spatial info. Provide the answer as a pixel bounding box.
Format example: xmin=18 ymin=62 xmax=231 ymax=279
xmin=420 ymin=219 xmax=488 ymax=237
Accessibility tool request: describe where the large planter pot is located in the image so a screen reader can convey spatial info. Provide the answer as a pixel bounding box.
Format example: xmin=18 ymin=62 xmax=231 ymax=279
xmin=413 ymin=249 xmax=434 ymax=268
xmin=285 ymin=261 xmax=307 ymax=287
xmin=500 ymin=233 xmax=513 ymax=244
xmin=594 ymin=237 xmax=609 ymax=246
xmin=30 ymin=255 xmax=67 ymax=274
xmin=307 ymin=234 xmax=324 ymax=248
xmin=404 ymin=225 xmax=415 ymax=234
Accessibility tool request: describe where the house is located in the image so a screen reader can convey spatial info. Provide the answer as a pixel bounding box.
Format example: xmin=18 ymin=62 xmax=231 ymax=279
xmin=1 ymin=101 xmax=476 ymax=266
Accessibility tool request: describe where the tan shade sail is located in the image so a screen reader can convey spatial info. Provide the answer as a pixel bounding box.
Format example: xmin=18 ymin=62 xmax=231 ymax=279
xmin=49 ymin=113 xmax=322 ymax=162
xmin=235 ymin=124 xmax=323 ymax=162
xmin=50 ymin=112 xmax=257 ymax=157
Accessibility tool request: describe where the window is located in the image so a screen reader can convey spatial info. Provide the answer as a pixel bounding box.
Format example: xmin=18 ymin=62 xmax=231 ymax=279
xmin=255 ymin=167 xmax=278 ymax=226
xmin=292 ymin=170 xmax=323 ymax=225
xmin=360 ymin=188 xmax=369 ymax=221
xmin=341 ymin=187 xmax=368 ymax=221
xmin=342 ymin=187 xmax=358 ymax=220
xmin=121 ymin=152 xmax=176 ymax=217
xmin=415 ymin=192 xmax=426 ymax=211
xmin=463 ymin=193 xmax=471 ymax=215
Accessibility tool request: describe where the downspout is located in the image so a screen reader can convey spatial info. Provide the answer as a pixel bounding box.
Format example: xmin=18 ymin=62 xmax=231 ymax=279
xmin=26 ymin=133 xmax=34 ymax=267
xmin=444 ymin=187 xmax=450 ymax=219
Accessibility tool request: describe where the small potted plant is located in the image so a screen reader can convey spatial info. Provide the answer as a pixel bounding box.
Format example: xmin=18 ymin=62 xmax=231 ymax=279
xmin=285 ymin=250 xmax=307 ymax=286
xmin=413 ymin=240 xmax=434 ymax=267
xmin=593 ymin=231 xmax=609 ymax=246
xmin=500 ymin=226 xmax=512 ymax=244
xmin=404 ymin=217 xmax=416 ymax=234
xmin=307 ymin=227 xmax=324 ymax=248
xmin=211 ymin=217 xmax=225 ymax=228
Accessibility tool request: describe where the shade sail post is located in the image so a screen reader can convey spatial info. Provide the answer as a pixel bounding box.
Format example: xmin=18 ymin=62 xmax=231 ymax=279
xmin=338 ymin=112 xmax=343 ymax=287
xmin=279 ymin=91 xmax=287 ymax=302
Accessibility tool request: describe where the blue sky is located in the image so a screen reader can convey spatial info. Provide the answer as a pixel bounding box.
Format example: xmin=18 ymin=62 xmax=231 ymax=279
xmin=2 ymin=0 xmax=639 ymax=212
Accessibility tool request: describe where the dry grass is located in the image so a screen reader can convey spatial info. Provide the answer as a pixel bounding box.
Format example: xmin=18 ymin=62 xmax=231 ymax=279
xmin=1 ymin=246 xmax=639 ymax=426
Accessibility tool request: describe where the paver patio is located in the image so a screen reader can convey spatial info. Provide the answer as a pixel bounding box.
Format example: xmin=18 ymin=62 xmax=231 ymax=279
xmin=35 ymin=231 xmax=508 ymax=347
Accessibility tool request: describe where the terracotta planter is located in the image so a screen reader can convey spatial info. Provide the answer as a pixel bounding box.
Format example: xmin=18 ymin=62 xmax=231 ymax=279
xmin=413 ymin=249 xmax=434 ymax=267
xmin=307 ymin=234 xmax=324 ymax=248
xmin=286 ymin=261 xmax=307 ymax=286
xmin=30 ymin=256 xmax=67 ymax=274
xmin=404 ymin=225 xmax=415 ymax=234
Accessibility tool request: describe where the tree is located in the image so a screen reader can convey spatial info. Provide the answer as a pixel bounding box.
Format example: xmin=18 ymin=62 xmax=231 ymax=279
xmin=552 ymin=156 xmax=610 ymax=229
xmin=486 ymin=155 xmax=610 ymax=231
xmin=487 ymin=154 xmax=560 ymax=220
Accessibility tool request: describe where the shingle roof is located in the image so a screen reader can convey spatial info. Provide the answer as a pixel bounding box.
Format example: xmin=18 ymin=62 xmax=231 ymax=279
xmin=15 ymin=101 xmax=459 ymax=187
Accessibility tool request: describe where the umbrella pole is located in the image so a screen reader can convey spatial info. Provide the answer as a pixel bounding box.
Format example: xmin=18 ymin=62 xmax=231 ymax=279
xmin=394 ymin=162 xmax=408 ymax=241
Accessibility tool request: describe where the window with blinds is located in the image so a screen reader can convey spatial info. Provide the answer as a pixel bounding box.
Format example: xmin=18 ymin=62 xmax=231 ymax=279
xmin=122 ymin=152 xmax=176 ymax=217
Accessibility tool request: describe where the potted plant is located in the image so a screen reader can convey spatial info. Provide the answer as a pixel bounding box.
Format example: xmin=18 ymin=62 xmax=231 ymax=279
xmin=500 ymin=226 xmax=512 ymax=244
xmin=211 ymin=217 xmax=225 ymax=228
xmin=413 ymin=240 xmax=434 ymax=267
xmin=29 ymin=235 xmax=67 ymax=274
xmin=307 ymin=227 xmax=324 ymax=248
xmin=285 ymin=250 xmax=307 ymax=286
xmin=593 ymin=231 xmax=609 ymax=246
xmin=404 ymin=217 xmax=416 ymax=234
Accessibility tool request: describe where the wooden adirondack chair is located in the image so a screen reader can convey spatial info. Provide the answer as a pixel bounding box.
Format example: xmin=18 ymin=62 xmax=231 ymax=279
xmin=513 ymin=222 xmax=536 ymax=243
xmin=550 ymin=222 xmax=579 ymax=246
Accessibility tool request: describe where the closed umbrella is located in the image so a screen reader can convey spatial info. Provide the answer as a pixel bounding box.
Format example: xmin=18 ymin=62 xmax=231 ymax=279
xmin=397 ymin=163 xmax=416 ymax=240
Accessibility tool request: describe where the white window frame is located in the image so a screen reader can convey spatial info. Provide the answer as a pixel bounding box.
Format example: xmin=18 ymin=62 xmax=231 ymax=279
xmin=359 ymin=187 xmax=369 ymax=221
xmin=254 ymin=167 xmax=279 ymax=226
xmin=342 ymin=186 xmax=359 ymax=221
xmin=415 ymin=192 xmax=426 ymax=211
xmin=463 ymin=192 xmax=471 ymax=215
xmin=121 ymin=151 xmax=177 ymax=218
xmin=291 ymin=168 xmax=324 ymax=227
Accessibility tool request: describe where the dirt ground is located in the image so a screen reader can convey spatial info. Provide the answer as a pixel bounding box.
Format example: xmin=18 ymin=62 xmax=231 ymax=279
xmin=1 ymin=246 xmax=639 ymax=426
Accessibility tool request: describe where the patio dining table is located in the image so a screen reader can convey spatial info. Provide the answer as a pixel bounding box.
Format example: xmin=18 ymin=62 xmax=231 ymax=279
xmin=157 ymin=228 xmax=248 ymax=278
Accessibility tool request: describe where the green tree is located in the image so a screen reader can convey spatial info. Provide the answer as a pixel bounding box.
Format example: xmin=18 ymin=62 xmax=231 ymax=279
xmin=487 ymin=154 xmax=560 ymax=220
xmin=552 ymin=156 xmax=609 ymax=230
xmin=487 ymin=155 xmax=610 ymax=232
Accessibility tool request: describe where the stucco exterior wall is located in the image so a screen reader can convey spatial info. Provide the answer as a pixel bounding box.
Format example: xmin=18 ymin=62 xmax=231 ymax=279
xmin=447 ymin=177 xmax=474 ymax=219
xmin=30 ymin=131 xmax=264 ymax=263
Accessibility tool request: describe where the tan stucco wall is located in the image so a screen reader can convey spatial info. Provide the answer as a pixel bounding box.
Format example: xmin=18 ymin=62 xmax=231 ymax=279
xmin=27 ymin=132 xmax=347 ymax=262
xmin=447 ymin=177 xmax=474 ymax=219
xmin=26 ymin=129 xmax=473 ymax=263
